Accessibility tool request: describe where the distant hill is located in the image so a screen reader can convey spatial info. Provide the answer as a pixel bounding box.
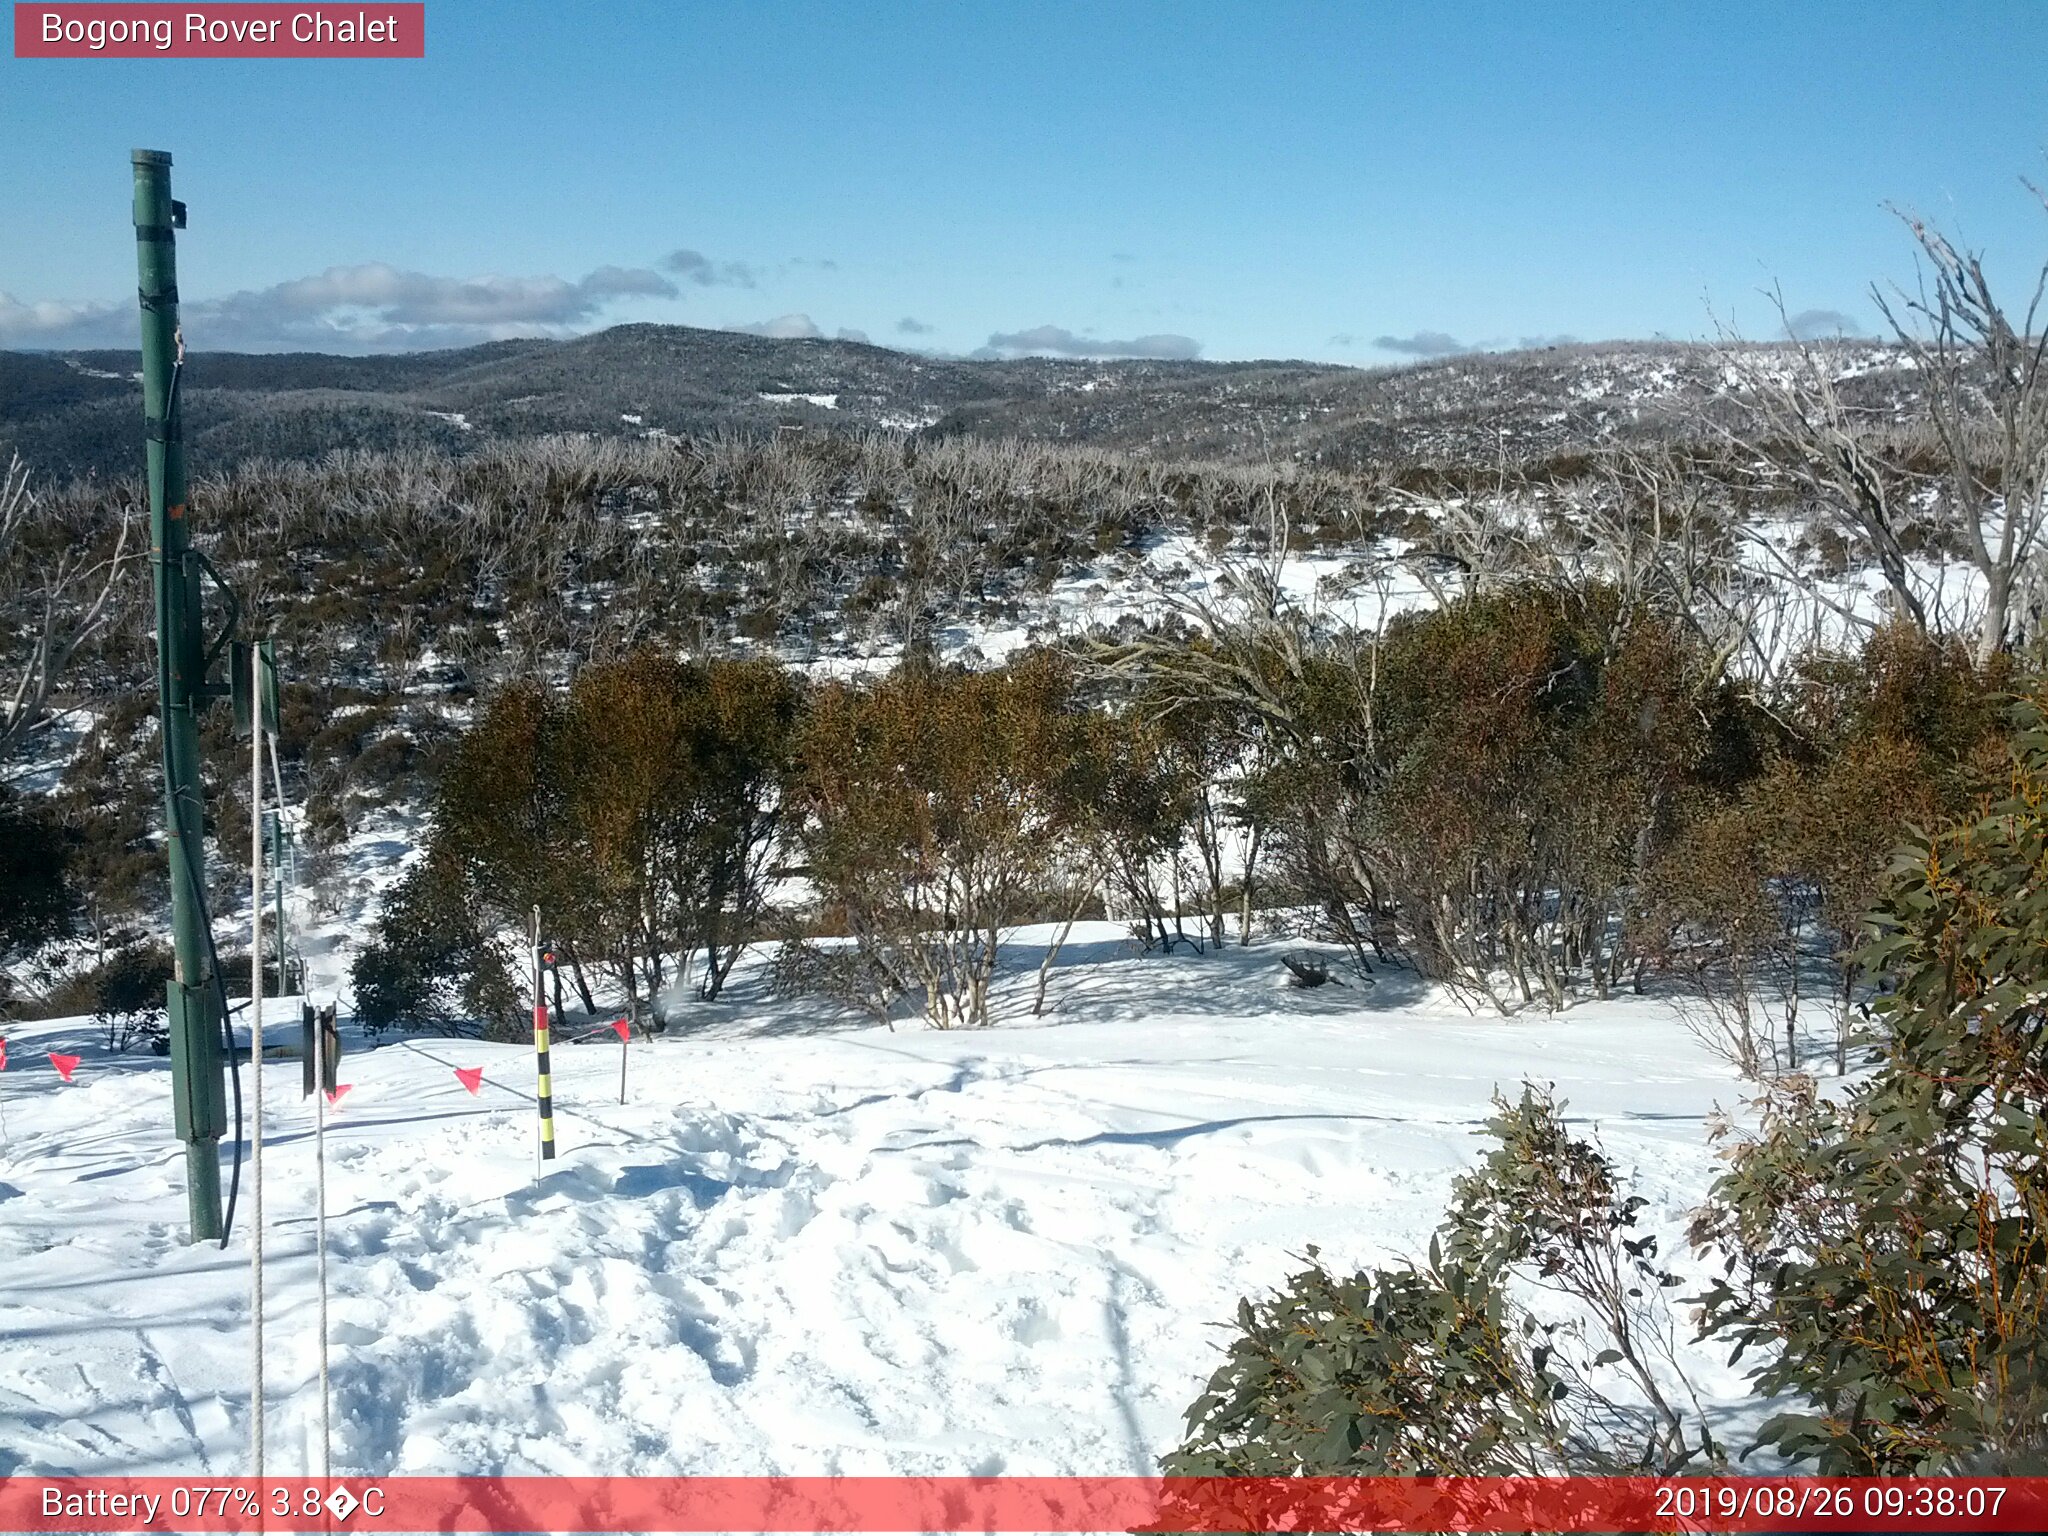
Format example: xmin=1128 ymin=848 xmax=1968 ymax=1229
xmin=0 ymin=323 xmax=1921 ymax=482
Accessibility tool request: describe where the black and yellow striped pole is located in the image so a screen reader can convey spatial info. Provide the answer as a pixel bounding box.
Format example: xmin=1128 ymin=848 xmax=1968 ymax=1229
xmin=530 ymin=906 xmax=557 ymax=1164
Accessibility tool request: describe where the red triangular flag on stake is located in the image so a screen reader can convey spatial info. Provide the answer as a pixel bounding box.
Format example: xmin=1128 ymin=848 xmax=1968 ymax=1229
xmin=610 ymin=1018 xmax=631 ymax=1042
xmin=0 ymin=1037 xmax=9 ymax=1070
xmin=326 ymin=1083 xmax=352 ymax=1107
xmin=454 ymin=1066 xmax=484 ymax=1095
xmin=49 ymin=1053 xmax=80 ymax=1082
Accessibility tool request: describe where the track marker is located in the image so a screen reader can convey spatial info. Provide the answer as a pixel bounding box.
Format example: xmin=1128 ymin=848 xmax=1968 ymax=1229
xmin=49 ymin=1053 xmax=80 ymax=1082
xmin=454 ymin=1066 xmax=484 ymax=1095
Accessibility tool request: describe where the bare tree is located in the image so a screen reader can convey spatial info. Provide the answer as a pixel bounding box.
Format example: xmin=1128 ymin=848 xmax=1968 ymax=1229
xmin=1872 ymin=191 xmax=2048 ymax=662
xmin=1721 ymin=185 xmax=2048 ymax=664
xmin=1716 ymin=317 xmax=1930 ymax=637
xmin=0 ymin=454 xmax=134 ymax=764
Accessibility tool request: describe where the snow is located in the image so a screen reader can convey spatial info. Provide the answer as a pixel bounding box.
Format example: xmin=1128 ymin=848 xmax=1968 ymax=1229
xmin=0 ymin=926 xmax=1763 ymax=1478
xmin=1 ymin=705 xmax=102 ymax=798
xmin=757 ymin=393 xmax=840 ymax=410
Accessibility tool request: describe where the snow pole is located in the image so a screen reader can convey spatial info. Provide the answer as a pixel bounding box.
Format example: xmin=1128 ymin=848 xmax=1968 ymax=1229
xmin=248 ymin=641 xmax=266 ymax=1482
xmin=531 ymin=908 xmax=557 ymax=1166
xmin=314 ymin=1061 xmax=330 ymax=1479
xmin=615 ymin=1017 xmax=630 ymax=1105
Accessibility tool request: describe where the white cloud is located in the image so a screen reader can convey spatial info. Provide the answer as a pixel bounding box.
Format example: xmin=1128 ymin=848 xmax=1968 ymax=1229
xmin=0 ymin=262 xmax=681 ymax=353
xmin=0 ymin=293 xmax=126 ymax=347
xmin=982 ymin=324 xmax=1200 ymax=360
xmin=662 ymin=248 xmax=761 ymax=287
xmin=727 ymin=313 xmax=825 ymax=340
xmin=1372 ymin=330 xmax=1470 ymax=358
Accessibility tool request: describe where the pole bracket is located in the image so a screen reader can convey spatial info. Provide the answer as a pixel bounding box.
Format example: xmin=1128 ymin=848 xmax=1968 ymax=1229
xmin=187 ymin=548 xmax=241 ymax=701
xmin=166 ymin=979 xmax=227 ymax=1140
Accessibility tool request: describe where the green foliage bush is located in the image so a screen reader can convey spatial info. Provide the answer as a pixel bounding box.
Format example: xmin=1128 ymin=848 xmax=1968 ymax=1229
xmin=1164 ymin=1248 xmax=1572 ymax=1476
xmin=1168 ymin=1086 xmax=1715 ymax=1477
xmin=91 ymin=943 xmax=173 ymax=1052
xmin=0 ymin=789 xmax=73 ymax=958
xmin=1690 ymin=688 xmax=2048 ymax=1472
xmin=351 ymin=851 xmax=521 ymax=1039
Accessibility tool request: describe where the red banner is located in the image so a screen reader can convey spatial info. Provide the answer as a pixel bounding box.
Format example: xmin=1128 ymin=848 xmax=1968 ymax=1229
xmin=13 ymin=4 xmax=424 ymax=58
xmin=3 ymin=1476 xmax=2046 ymax=1532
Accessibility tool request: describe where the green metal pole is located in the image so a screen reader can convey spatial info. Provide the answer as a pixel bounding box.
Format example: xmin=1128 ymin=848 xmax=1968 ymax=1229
xmin=135 ymin=149 xmax=228 ymax=1244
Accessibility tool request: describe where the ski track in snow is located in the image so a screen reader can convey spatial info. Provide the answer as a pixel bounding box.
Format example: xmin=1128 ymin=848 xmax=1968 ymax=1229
xmin=0 ymin=927 xmax=1765 ymax=1477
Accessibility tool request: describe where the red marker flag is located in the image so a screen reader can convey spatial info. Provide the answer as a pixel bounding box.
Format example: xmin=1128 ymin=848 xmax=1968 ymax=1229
xmin=326 ymin=1083 xmax=352 ymax=1107
xmin=454 ymin=1066 xmax=484 ymax=1095
xmin=48 ymin=1052 xmax=80 ymax=1082
xmin=0 ymin=1037 xmax=8 ymax=1070
xmin=610 ymin=1018 xmax=631 ymax=1042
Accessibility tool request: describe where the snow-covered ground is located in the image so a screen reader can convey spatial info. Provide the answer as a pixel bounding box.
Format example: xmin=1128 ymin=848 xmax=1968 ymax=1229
xmin=0 ymin=927 xmax=1762 ymax=1479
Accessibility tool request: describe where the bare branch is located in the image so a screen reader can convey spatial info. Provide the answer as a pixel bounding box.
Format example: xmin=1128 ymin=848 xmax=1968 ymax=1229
xmin=0 ymin=455 xmax=138 ymax=765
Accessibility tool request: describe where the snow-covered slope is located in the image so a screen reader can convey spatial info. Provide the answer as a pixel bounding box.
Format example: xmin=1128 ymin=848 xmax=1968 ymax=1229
xmin=0 ymin=928 xmax=1760 ymax=1478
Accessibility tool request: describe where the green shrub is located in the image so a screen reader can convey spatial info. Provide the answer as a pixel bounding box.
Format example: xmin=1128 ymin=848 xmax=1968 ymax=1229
xmin=350 ymin=853 xmax=521 ymax=1039
xmin=1690 ymin=688 xmax=2048 ymax=1472
xmin=347 ymin=731 xmax=417 ymax=791
xmin=92 ymin=943 xmax=174 ymax=1052
xmin=1164 ymin=1247 xmax=1573 ymax=1476
xmin=1168 ymin=1085 xmax=1717 ymax=1479
xmin=0 ymin=789 xmax=73 ymax=957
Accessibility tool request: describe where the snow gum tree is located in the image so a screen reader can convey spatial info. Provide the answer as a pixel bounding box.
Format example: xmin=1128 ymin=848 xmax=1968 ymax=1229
xmin=353 ymin=652 xmax=801 ymax=1029
xmin=553 ymin=652 xmax=802 ymax=1008
xmin=350 ymin=843 xmax=521 ymax=1038
xmin=789 ymin=652 xmax=1098 ymax=1028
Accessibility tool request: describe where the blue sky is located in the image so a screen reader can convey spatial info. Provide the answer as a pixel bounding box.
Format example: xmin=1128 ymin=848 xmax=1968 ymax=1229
xmin=4 ymin=0 xmax=2045 ymax=360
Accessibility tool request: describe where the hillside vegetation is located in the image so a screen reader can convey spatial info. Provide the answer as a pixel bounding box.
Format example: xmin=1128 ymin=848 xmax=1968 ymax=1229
xmin=1 ymin=327 xmax=1941 ymax=482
